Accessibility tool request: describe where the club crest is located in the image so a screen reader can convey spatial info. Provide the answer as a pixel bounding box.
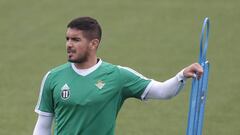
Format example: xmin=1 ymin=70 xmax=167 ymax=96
xmin=61 ymin=84 xmax=70 ymax=100
xmin=95 ymin=80 xmax=105 ymax=89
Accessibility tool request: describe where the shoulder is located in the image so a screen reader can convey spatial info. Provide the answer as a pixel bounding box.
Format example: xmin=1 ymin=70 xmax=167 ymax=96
xmin=100 ymin=61 xmax=147 ymax=79
xmin=100 ymin=61 xmax=138 ymax=73
xmin=99 ymin=61 xmax=139 ymax=75
xmin=44 ymin=63 xmax=71 ymax=79
xmin=117 ymin=65 xmax=148 ymax=80
xmin=99 ymin=61 xmax=119 ymax=73
xmin=50 ymin=63 xmax=71 ymax=73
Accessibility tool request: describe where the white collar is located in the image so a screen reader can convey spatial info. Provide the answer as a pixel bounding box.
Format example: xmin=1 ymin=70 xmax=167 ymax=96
xmin=71 ymin=59 xmax=102 ymax=76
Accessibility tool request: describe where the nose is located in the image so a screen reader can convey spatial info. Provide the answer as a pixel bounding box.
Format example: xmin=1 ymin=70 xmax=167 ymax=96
xmin=66 ymin=40 xmax=73 ymax=48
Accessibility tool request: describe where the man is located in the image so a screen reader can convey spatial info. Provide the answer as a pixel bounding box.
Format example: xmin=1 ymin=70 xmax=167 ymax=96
xmin=33 ymin=16 xmax=203 ymax=135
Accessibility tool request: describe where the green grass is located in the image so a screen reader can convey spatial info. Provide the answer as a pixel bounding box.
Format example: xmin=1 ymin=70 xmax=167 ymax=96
xmin=0 ymin=0 xmax=240 ymax=134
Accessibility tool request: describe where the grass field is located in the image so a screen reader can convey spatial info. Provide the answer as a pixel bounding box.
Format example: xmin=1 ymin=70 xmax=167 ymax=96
xmin=0 ymin=0 xmax=240 ymax=134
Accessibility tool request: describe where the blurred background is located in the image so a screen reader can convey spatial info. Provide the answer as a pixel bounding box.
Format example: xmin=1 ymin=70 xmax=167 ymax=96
xmin=0 ymin=0 xmax=239 ymax=134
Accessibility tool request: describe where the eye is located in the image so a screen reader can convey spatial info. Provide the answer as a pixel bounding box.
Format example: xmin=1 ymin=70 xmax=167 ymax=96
xmin=72 ymin=38 xmax=80 ymax=42
xmin=65 ymin=37 xmax=81 ymax=42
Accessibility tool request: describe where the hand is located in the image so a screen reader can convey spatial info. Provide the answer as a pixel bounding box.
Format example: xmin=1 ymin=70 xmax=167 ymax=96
xmin=183 ymin=63 xmax=203 ymax=79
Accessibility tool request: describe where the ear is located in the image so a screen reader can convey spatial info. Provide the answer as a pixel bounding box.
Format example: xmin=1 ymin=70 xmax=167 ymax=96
xmin=90 ymin=39 xmax=100 ymax=50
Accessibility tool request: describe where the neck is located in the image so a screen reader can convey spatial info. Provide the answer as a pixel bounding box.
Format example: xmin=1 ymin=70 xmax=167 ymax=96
xmin=74 ymin=56 xmax=98 ymax=69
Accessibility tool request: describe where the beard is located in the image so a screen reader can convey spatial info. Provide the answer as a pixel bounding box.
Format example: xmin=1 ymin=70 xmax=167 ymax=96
xmin=67 ymin=49 xmax=90 ymax=64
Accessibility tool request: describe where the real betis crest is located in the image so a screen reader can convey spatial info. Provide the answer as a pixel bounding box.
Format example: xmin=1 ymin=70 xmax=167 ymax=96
xmin=61 ymin=84 xmax=70 ymax=100
xmin=95 ymin=80 xmax=105 ymax=89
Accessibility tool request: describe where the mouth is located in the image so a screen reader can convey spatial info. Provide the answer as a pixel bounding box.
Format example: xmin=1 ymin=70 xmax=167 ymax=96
xmin=67 ymin=49 xmax=76 ymax=53
xmin=67 ymin=49 xmax=76 ymax=58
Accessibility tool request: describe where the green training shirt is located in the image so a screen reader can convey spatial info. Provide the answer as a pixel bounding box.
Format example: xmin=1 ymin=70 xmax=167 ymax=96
xmin=35 ymin=60 xmax=151 ymax=135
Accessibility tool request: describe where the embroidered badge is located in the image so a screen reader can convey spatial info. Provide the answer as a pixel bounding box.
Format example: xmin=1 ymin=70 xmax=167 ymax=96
xmin=95 ymin=80 xmax=105 ymax=89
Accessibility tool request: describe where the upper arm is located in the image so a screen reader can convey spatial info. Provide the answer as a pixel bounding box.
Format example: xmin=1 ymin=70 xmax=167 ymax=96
xmin=35 ymin=71 xmax=54 ymax=116
xmin=118 ymin=66 xmax=151 ymax=99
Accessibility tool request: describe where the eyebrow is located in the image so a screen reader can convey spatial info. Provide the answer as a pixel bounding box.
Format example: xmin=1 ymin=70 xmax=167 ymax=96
xmin=66 ymin=37 xmax=81 ymax=41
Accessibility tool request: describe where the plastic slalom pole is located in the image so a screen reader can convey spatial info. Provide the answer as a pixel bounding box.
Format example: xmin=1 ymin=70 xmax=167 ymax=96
xmin=186 ymin=17 xmax=210 ymax=135
xmin=197 ymin=61 xmax=209 ymax=135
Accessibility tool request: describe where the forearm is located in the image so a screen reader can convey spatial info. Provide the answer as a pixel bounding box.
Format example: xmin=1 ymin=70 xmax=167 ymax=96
xmin=33 ymin=114 xmax=53 ymax=135
xmin=143 ymin=70 xmax=186 ymax=100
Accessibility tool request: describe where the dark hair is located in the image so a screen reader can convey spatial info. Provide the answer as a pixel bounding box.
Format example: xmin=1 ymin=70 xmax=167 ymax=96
xmin=67 ymin=17 xmax=102 ymax=41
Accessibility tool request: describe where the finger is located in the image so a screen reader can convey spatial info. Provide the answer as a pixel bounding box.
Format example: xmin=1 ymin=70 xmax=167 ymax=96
xmin=191 ymin=63 xmax=203 ymax=79
xmin=193 ymin=63 xmax=203 ymax=74
xmin=192 ymin=73 xmax=197 ymax=78
xmin=196 ymin=64 xmax=203 ymax=72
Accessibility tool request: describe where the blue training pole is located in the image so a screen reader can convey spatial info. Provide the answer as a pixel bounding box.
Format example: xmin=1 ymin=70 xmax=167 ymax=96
xmin=186 ymin=17 xmax=210 ymax=135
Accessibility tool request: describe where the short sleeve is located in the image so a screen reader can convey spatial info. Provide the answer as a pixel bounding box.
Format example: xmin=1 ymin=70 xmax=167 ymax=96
xmin=118 ymin=66 xmax=151 ymax=99
xmin=35 ymin=72 xmax=54 ymax=116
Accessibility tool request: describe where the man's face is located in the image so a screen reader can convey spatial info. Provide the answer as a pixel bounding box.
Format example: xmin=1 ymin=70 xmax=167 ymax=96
xmin=66 ymin=28 xmax=91 ymax=63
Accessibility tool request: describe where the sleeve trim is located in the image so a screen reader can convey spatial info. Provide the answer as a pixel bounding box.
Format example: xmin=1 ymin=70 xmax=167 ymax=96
xmin=35 ymin=71 xmax=51 ymax=112
xmin=141 ymin=80 xmax=154 ymax=100
xmin=35 ymin=109 xmax=54 ymax=117
xmin=117 ymin=65 xmax=149 ymax=80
